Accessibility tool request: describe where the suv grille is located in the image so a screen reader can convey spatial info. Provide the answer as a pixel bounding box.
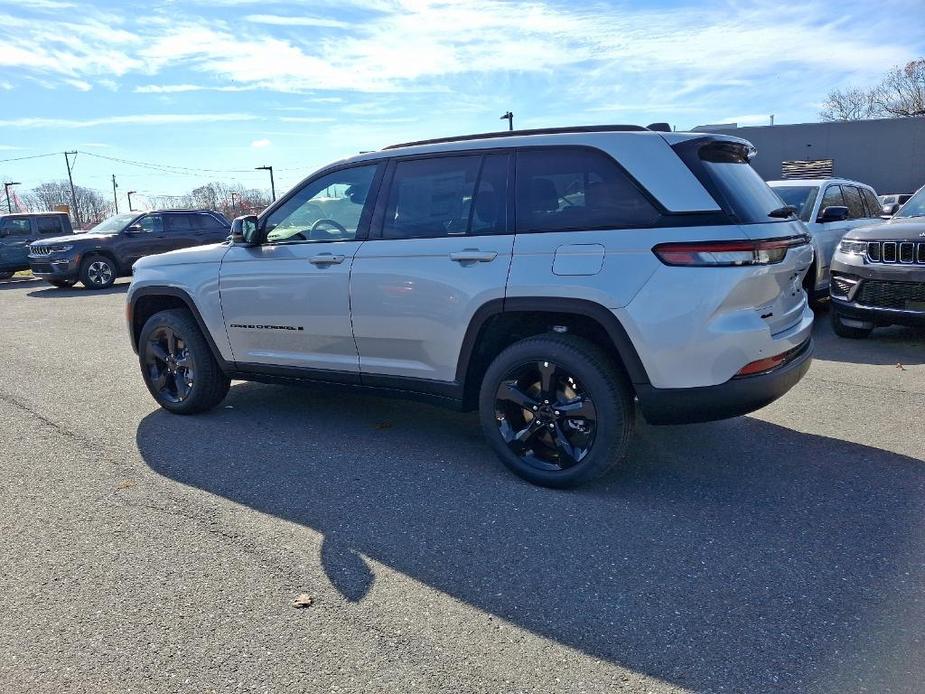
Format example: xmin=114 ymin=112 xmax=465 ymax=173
xmin=30 ymin=245 xmax=52 ymax=256
xmin=831 ymin=275 xmax=856 ymax=299
xmin=856 ymin=280 xmax=925 ymax=310
xmin=865 ymin=241 xmax=925 ymax=264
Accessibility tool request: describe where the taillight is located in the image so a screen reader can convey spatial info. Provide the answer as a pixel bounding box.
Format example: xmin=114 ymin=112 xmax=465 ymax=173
xmin=652 ymin=235 xmax=809 ymax=267
xmin=734 ymin=341 xmax=807 ymax=377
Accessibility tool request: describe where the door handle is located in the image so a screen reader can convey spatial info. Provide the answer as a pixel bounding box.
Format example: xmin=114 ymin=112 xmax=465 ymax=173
xmin=309 ymin=253 xmax=345 ymax=265
xmin=449 ymin=249 xmax=498 ymax=263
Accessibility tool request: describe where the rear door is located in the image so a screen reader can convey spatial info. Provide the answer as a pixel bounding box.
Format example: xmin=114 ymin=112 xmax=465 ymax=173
xmin=162 ymin=213 xmax=199 ymax=251
xmin=350 ymin=151 xmax=514 ymax=383
xmin=190 ymin=213 xmax=230 ymax=245
xmin=814 ymin=184 xmax=851 ymax=280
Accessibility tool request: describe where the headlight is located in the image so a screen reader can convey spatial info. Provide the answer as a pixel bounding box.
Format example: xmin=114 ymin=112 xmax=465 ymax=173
xmin=47 ymin=244 xmax=74 ymax=253
xmin=838 ymin=240 xmax=867 ymax=255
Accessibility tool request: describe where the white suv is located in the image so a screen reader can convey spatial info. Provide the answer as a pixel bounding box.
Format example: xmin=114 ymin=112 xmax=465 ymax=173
xmin=127 ymin=125 xmax=814 ymax=488
xmin=768 ymin=178 xmax=883 ymax=301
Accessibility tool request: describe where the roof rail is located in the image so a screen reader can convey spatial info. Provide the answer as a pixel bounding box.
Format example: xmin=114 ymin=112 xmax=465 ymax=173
xmin=383 ymin=124 xmax=650 ymax=150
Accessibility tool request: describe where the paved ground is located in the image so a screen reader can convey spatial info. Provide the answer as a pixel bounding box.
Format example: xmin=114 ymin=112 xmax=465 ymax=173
xmin=1 ymin=275 xmax=923 ymax=693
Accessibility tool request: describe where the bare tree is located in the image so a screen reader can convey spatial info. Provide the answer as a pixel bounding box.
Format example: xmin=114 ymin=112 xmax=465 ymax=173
xmin=820 ymin=57 xmax=925 ymax=121
xmin=21 ymin=180 xmax=114 ymax=227
xmin=146 ymin=181 xmax=270 ymax=219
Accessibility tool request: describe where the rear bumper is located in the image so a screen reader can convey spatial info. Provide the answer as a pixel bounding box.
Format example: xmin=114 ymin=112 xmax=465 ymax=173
xmin=635 ymin=338 xmax=813 ymax=424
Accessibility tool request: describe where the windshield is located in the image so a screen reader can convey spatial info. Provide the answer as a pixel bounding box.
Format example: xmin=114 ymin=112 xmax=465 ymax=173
xmin=90 ymin=213 xmax=137 ymax=234
xmin=770 ymin=186 xmax=818 ymax=222
xmin=894 ymin=187 xmax=925 ymax=219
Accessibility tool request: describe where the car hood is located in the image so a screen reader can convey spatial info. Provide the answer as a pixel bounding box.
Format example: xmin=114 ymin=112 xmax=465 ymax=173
xmin=133 ymin=242 xmax=230 ymax=269
xmin=844 ymin=220 xmax=925 ymax=241
xmin=31 ymin=233 xmax=111 ymax=246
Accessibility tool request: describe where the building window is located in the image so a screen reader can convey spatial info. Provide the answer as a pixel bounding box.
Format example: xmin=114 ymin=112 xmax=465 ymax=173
xmin=780 ymin=159 xmax=834 ymax=179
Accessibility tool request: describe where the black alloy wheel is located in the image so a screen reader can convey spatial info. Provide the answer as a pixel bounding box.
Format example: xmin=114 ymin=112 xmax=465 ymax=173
xmin=143 ymin=325 xmax=196 ymax=404
xmin=494 ymin=360 xmax=597 ymax=471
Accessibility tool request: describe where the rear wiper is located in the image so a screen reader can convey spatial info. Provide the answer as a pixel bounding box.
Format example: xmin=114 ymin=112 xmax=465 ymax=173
xmin=768 ymin=205 xmax=798 ymax=219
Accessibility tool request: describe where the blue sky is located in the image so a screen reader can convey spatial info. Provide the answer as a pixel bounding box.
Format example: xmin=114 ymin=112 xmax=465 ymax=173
xmin=1 ymin=0 xmax=923 ymax=202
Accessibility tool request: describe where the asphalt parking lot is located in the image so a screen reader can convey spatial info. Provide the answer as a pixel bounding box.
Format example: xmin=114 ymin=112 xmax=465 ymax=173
xmin=1 ymin=276 xmax=924 ymax=694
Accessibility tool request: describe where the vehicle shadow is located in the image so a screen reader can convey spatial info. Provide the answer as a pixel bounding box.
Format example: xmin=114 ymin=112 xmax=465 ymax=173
xmin=813 ymin=312 xmax=925 ymax=366
xmin=136 ymin=382 xmax=925 ymax=692
xmin=26 ymin=281 xmax=129 ymax=298
xmin=0 ymin=276 xmax=41 ymax=290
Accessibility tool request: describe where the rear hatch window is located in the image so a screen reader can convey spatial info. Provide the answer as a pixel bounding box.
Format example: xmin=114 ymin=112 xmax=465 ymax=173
xmin=675 ymin=138 xmax=791 ymax=225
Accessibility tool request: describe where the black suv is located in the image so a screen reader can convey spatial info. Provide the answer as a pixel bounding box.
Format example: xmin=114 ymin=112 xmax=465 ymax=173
xmin=28 ymin=210 xmax=230 ymax=289
xmin=0 ymin=212 xmax=74 ymax=279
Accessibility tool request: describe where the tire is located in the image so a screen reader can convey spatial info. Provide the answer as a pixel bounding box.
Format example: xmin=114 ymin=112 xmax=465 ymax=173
xmin=79 ymin=254 xmax=116 ymax=289
xmin=479 ymin=334 xmax=634 ymax=488
xmin=0 ymin=271 xmax=14 ymax=280
xmin=47 ymin=279 xmax=76 ymax=288
xmin=831 ymin=308 xmax=873 ymax=339
xmin=138 ymin=308 xmax=230 ymax=414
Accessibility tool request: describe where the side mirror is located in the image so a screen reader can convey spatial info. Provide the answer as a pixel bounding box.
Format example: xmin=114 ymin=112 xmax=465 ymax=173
xmin=124 ymin=224 xmax=143 ymax=235
xmin=881 ymin=203 xmax=900 ymax=216
xmin=818 ymin=205 xmax=849 ymax=223
xmin=230 ymin=215 xmax=260 ymax=245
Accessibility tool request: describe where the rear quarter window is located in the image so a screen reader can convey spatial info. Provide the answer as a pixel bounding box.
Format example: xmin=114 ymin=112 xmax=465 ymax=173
xmin=514 ymin=147 xmax=660 ymax=232
xmin=842 ymin=186 xmax=866 ymax=219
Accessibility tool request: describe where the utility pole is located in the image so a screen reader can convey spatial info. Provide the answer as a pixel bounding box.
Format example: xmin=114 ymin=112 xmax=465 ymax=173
xmin=4 ymin=181 xmax=21 ymax=213
xmin=64 ymin=151 xmax=79 ymax=225
xmin=127 ymin=190 xmax=136 ymax=212
xmin=500 ymin=111 xmax=513 ymax=131
xmin=111 ymin=175 xmax=119 ymax=214
xmin=256 ymin=165 xmax=276 ymax=202
xmin=231 ymin=191 xmax=239 ymax=215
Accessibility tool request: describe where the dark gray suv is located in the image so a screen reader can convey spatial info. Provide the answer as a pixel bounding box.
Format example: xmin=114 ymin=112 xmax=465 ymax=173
xmin=0 ymin=212 xmax=74 ymax=279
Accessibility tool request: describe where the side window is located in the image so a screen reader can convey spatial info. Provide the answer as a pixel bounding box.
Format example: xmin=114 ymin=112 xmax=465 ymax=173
xmin=861 ymin=188 xmax=881 ymax=217
xmin=515 ymin=147 xmax=660 ymax=232
xmin=197 ymin=214 xmax=225 ymax=230
xmin=1 ymin=218 xmax=31 ymax=235
xmin=469 ymin=154 xmax=510 ymax=235
xmin=265 ymin=163 xmax=379 ymax=243
xmin=165 ymin=215 xmax=192 ymax=232
xmin=819 ymin=185 xmax=845 ymax=216
xmin=138 ymin=215 xmax=164 ymax=233
xmin=843 ymin=186 xmax=866 ymax=219
xmin=382 ymin=155 xmax=481 ymax=239
xmin=37 ymin=216 xmax=63 ymax=235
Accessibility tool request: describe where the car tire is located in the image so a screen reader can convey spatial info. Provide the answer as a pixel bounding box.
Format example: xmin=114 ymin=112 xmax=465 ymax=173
xmin=479 ymin=334 xmax=634 ymax=488
xmin=47 ymin=279 xmax=76 ymax=288
xmin=138 ymin=308 xmax=230 ymax=414
xmin=79 ymin=254 xmax=116 ymax=289
xmin=831 ymin=308 xmax=873 ymax=339
xmin=0 ymin=271 xmax=14 ymax=280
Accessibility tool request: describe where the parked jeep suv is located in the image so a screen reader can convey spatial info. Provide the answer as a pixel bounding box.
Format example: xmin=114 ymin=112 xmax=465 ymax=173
xmin=127 ymin=125 xmax=814 ymax=487
xmin=830 ymin=184 xmax=925 ymax=338
xmin=0 ymin=211 xmax=74 ymax=279
xmin=29 ymin=209 xmax=230 ymax=289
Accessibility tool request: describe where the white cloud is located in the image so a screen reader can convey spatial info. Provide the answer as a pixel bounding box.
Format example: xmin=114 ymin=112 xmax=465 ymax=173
xmin=244 ymin=14 xmax=350 ymax=28
xmin=0 ymin=113 xmax=259 ymax=128
xmin=251 ymin=138 xmax=272 ymax=148
xmin=134 ymin=83 xmax=250 ymax=93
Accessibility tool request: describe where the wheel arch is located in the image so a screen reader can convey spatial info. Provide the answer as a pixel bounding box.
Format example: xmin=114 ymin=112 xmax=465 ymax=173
xmin=130 ymin=286 xmax=231 ymax=371
xmin=456 ymin=297 xmax=650 ymax=410
xmin=81 ymin=249 xmax=121 ymax=274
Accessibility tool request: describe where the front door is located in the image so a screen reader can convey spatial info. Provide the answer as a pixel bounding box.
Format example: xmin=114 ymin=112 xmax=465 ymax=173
xmin=0 ymin=216 xmax=35 ymax=270
xmin=219 ymin=163 xmax=382 ymax=373
xmin=350 ymin=152 xmax=514 ymax=383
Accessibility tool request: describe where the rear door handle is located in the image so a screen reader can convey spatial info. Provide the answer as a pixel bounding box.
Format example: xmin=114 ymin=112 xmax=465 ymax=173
xmin=449 ymin=249 xmax=498 ymax=263
xmin=309 ymin=253 xmax=345 ymax=265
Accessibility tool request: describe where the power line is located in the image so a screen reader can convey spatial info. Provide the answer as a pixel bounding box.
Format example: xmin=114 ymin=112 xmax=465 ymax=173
xmin=80 ymin=151 xmax=260 ymax=175
xmin=0 ymin=152 xmax=59 ymax=164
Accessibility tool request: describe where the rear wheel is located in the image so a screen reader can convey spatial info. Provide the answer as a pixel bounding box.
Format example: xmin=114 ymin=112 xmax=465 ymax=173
xmin=47 ymin=279 xmax=76 ymax=288
xmin=138 ymin=309 xmax=230 ymax=414
xmin=479 ymin=334 xmax=634 ymax=488
xmin=79 ymin=255 xmax=116 ymax=289
xmin=831 ymin=308 xmax=873 ymax=339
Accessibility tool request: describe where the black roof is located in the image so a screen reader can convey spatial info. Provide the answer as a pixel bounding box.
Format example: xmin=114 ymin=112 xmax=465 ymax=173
xmin=383 ymin=124 xmax=656 ymax=150
xmin=0 ymin=210 xmax=69 ymax=217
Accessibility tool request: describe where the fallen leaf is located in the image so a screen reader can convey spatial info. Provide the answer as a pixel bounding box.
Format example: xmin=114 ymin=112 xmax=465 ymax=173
xmin=115 ymin=480 xmax=135 ymax=490
xmin=292 ymin=593 xmax=314 ymax=609
xmin=896 ymin=363 xmax=906 ymax=371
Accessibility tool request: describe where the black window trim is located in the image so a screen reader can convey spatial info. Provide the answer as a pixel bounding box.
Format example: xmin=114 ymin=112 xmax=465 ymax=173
xmin=256 ymin=160 xmax=386 ymax=246
xmin=370 ymin=148 xmax=514 ymax=241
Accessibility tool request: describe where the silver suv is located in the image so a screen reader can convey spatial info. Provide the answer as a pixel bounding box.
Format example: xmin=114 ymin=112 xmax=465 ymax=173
xmin=128 ymin=125 xmax=815 ymax=488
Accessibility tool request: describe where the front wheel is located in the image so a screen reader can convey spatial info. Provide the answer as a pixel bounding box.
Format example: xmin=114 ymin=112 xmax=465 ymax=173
xmin=79 ymin=255 xmax=116 ymax=289
xmin=138 ymin=309 xmax=230 ymax=414
xmin=831 ymin=308 xmax=873 ymax=339
xmin=0 ymin=271 xmax=14 ymax=280
xmin=479 ymin=335 xmax=634 ymax=488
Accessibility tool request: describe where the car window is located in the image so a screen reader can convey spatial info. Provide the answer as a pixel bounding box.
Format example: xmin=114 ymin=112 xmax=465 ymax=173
xmin=843 ymin=186 xmax=866 ymax=219
xmin=197 ymin=214 xmax=225 ymax=230
xmin=265 ymin=164 xmax=379 ymax=244
xmin=861 ymin=188 xmax=881 ymax=218
xmin=138 ymin=215 xmax=164 ymax=233
xmin=1 ymin=218 xmax=31 ymax=235
xmin=165 ymin=214 xmax=192 ymax=232
xmin=515 ymin=147 xmax=660 ymax=233
xmin=771 ymin=186 xmax=818 ymax=223
xmin=819 ymin=185 xmax=845 ymax=217
xmin=894 ymin=187 xmax=925 ymax=219
xmin=37 ymin=216 xmax=64 ymax=235
xmin=382 ymin=155 xmax=481 ymax=239
xmin=469 ymin=154 xmax=510 ymax=235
